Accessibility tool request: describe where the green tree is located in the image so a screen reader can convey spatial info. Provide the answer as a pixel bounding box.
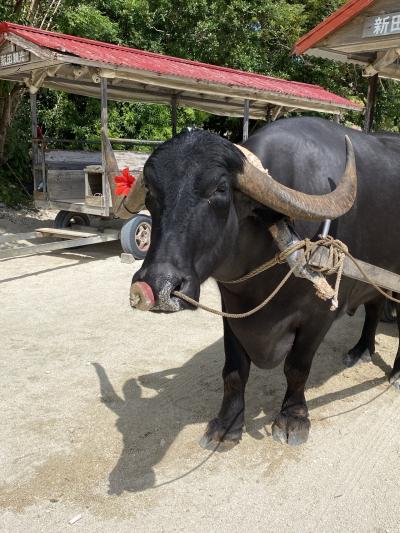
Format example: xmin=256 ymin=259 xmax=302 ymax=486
xmin=1 ymin=0 xmax=400 ymax=205
xmin=0 ymin=0 xmax=70 ymax=203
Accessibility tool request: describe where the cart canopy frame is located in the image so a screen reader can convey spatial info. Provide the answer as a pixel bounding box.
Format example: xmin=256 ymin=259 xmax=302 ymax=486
xmin=294 ymin=0 xmax=400 ymax=132
xmin=0 ymin=21 xmax=361 ymax=118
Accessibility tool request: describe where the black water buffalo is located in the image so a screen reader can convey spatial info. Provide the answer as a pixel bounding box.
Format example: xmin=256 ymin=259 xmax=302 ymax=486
xmin=130 ymin=117 xmax=400 ymax=446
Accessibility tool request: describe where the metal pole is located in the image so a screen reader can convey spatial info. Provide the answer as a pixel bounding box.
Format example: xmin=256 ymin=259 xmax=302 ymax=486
xmin=321 ymin=219 xmax=332 ymax=238
xmin=364 ymin=74 xmax=378 ymax=133
xmin=242 ymin=99 xmax=250 ymax=142
xmin=171 ymin=94 xmax=178 ymax=136
xmin=333 ymin=114 xmax=341 ymax=124
xmin=100 ymin=77 xmax=110 ymax=215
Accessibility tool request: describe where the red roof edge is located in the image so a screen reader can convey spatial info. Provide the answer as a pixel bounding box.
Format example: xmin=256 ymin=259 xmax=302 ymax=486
xmin=0 ymin=21 xmax=308 ymax=83
xmin=0 ymin=21 xmax=356 ymax=92
xmin=293 ymin=0 xmax=375 ymax=56
xmin=0 ymin=21 xmax=125 ymax=49
xmin=0 ymin=21 xmax=363 ymax=111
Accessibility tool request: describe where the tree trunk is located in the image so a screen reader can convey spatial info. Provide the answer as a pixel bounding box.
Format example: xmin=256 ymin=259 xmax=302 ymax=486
xmin=27 ymin=0 xmax=40 ymax=22
xmin=0 ymin=0 xmax=50 ymax=169
xmin=0 ymin=85 xmax=24 ymax=163
xmin=0 ymin=0 xmax=59 ymax=164
xmin=14 ymin=0 xmax=25 ymax=15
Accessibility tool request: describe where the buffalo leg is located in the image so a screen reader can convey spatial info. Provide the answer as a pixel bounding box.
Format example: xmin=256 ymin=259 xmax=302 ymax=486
xmin=272 ymin=324 xmax=331 ymax=446
xmin=343 ymin=297 xmax=384 ymax=367
xmin=389 ymin=302 xmax=400 ymax=390
xmin=200 ymin=318 xmax=250 ymax=448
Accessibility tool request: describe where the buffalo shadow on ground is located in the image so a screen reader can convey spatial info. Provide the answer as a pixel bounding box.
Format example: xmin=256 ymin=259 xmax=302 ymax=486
xmin=93 ymin=319 xmax=398 ymax=495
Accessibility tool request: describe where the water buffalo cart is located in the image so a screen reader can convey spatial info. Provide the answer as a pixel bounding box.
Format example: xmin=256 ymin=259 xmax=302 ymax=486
xmin=0 ymin=22 xmax=360 ymax=259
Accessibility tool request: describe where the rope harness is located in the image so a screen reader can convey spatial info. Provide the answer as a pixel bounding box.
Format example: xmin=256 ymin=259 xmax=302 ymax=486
xmin=173 ymin=236 xmax=400 ymax=319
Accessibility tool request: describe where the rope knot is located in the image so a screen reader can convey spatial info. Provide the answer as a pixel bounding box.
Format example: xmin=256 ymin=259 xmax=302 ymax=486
xmin=308 ymin=235 xmax=349 ymax=310
xmin=172 ymin=232 xmax=400 ymax=319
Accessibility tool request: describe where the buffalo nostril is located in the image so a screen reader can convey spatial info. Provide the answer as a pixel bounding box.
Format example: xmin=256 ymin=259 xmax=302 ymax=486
xmin=130 ymin=281 xmax=155 ymax=311
xmin=172 ymin=281 xmax=183 ymax=295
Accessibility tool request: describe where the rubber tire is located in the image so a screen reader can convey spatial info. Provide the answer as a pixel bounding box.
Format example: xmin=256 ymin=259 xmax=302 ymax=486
xmin=120 ymin=215 xmax=152 ymax=260
xmin=382 ymin=299 xmax=397 ymax=323
xmin=54 ymin=210 xmax=90 ymax=229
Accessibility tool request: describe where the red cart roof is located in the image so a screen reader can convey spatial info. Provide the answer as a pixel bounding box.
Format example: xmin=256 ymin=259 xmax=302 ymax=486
xmin=294 ymin=0 xmax=375 ymax=56
xmin=0 ymin=22 xmax=362 ymax=114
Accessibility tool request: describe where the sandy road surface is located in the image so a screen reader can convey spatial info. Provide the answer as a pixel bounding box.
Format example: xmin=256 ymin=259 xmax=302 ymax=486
xmin=1 ymin=209 xmax=400 ymax=532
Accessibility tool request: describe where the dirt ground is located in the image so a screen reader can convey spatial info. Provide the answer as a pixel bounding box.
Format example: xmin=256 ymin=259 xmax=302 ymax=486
xmin=1 ymin=208 xmax=400 ymax=533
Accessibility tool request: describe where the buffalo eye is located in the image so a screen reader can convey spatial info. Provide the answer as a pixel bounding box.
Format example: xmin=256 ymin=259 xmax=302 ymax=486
xmin=208 ymin=180 xmax=228 ymax=197
xmin=215 ymin=182 xmax=227 ymax=193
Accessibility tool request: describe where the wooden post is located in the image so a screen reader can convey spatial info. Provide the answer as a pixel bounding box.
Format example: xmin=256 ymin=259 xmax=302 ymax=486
xmin=266 ymin=104 xmax=273 ymax=123
xmin=100 ymin=77 xmax=110 ymax=214
xmin=101 ymin=77 xmax=108 ymax=135
xmin=171 ymin=94 xmax=178 ymax=136
xmin=243 ymin=99 xmax=250 ymax=141
xmin=271 ymin=106 xmax=283 ymax=121
xmin=30 ymin=92 xmax=38 ymax=168
xmin=364 ymin=74 xmax=378 ymax=133
xmin=30 ymin=91 xmax=42 ymax=193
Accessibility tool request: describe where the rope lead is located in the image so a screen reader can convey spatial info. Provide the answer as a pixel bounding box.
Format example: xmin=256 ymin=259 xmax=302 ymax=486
xmin=173 ymin=236 xmax=400 ymax=319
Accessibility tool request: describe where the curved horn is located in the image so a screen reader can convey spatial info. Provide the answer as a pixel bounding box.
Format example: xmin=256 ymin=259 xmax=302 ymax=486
xmin=235 ymin=135 xmax=357 ymax=221
xmin=102 ymin=129 xmax=146 ymax=219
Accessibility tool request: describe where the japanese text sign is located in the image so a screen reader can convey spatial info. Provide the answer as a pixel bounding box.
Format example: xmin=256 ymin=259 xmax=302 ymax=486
xmin=0 ymin=50 xmax=30 ymax=67
xmin=363 ymin=12 xmax=400 ymax=38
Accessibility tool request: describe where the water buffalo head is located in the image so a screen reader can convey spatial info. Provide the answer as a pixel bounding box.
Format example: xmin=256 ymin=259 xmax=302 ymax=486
xmin=131 ymin=129 xmax=356 ymax=312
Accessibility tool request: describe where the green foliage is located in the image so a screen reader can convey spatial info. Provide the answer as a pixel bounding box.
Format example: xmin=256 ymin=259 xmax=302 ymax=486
xmin=107 ymin=102 xmax=207 ymax=141
xmin=59 ymin=4 xmax=120 ymax=42
xmin=373 ymin=78 xmax=400 ymax=132
xmin=38 ymin=91 xmax=102 ymax=146
xmin=0 ymin=98 xmax=32 ymax=206
xmin=34 ymin=90 xmax=208 ymax=148
xmin=1 ymin=0 xmax=400 ymax=205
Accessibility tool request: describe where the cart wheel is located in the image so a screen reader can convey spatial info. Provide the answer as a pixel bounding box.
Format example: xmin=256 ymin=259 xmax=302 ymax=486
xmin=382 ymin=299 xmax=397 ymax=323
xmin=121 ymin=214 xmax=152 ymax=260
xmin=54 ymin=210 xmax=90 ymax=229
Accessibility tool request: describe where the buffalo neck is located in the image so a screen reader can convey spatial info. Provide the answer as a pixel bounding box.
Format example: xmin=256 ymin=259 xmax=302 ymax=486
xmin=211 ymin=213 xmax=278 ymax=285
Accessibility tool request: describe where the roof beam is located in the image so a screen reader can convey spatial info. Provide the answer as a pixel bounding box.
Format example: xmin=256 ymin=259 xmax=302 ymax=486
xmin=86 ymin=66 xmax=357 ymax=112
xmin=23 ymin=64 xmax=63 ymax=93
xmin=6 ymin=32 xmax=57 ymax=60
xmin=26 ymin=58 xmax=356 ymax=112
xmin=0 ymin=57 xmax=62 ymax=76
xmin=364 ymin=47 xmax=400 ymax=76
xmin=375 ymin=65 xmax=400 ymax=81
xmin=327 ymin=37 xmax=400 ymax=53
xmin=271 ymin=105 xmax=283 ymax=121
xmin=43 ymin=74 xmax=356 ymax=114
xmin=42 ymin=77 xmax=243 ymax=106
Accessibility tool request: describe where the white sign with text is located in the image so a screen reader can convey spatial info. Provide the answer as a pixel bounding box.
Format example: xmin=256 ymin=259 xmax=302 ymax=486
xmin=363 ymin=12 xmax=400 ymax=38
xmin=0 ymin=50 xmax=30 ymax=67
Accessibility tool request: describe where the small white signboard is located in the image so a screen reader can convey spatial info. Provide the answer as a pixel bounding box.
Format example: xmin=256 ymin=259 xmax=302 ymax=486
xmin=363 ymin=12 xmax=400 ymax=38
xmin=0 ymin=49 xmax=30 ymax=67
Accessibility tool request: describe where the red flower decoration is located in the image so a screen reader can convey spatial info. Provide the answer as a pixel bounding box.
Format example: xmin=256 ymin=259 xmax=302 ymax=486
xmin=114 ymin=168 xmax=136 ymax=196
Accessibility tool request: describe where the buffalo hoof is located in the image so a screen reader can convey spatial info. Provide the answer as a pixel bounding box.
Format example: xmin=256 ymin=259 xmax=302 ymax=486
xmin=343 ymin=348 xmax=372 ymax=368
xmin=199 ymin=417 xmax=243 ymax=450
xmin=272 ymin=412 xmax=310 ymax=446
xmin=389 ymin=371 xmax=400 ymax=391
